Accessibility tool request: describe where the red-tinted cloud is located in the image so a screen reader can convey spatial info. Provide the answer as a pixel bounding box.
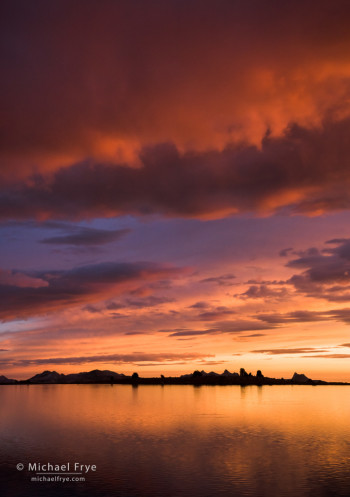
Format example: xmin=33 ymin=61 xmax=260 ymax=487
xmin=2 ymin=118 xmax=350 ymax=220
xmin=2 ymin=0 xmax=350 ymax=179
xmin=1 ymin=2 xmax=350 ymax=219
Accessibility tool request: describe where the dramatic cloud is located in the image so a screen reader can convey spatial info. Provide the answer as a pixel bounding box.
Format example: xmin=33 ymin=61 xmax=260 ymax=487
xmin=2 ymin=1 xmax=350 ymax=220
xmin=0 ymin=261 xmax=184 ymax=321
xmin=2 ymin=0 xmax=350 ymax=173
xmin=3 ymin=1 xmax=350 ymax=380
xmin=2 ymin=119 xmax=350 ymax=221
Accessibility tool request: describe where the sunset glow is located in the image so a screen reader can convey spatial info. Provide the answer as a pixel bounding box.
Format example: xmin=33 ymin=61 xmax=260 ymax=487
xmin=2 ymin=0 xmax=350 ymax=381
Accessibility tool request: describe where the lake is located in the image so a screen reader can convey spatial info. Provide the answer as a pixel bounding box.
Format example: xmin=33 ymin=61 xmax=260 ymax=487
xmin=1 ymin=384 xmax=350 ymax=497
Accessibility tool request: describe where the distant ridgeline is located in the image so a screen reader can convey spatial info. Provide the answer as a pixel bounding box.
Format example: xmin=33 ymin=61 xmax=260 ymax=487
xmin=0 ymin=369 xmax=348 ymax=385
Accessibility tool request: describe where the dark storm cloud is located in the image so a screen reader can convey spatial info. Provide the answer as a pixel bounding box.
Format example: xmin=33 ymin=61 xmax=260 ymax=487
xmin=1 ymin=2 xmax=350 ymax=219
xmin=0 ymin=261 xmax=183 ymax=320
xmin=2 ymin=0 xmax=350 ymax=167
xmin=3 ymin=117 xmax=350 ymax=220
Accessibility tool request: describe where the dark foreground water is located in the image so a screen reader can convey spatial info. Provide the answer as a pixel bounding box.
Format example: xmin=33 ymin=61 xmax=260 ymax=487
xmin=1 ymin=384 xmax=350 ymax=497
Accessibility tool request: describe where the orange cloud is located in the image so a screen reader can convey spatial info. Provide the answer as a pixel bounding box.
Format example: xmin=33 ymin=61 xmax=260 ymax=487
xmin=2 ymin=0 xmax=350 ymax=180
xmin=3 ymin=119 xmax=350 ymax=220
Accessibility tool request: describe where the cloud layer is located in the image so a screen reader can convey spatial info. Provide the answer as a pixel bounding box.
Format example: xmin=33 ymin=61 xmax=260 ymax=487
xmin=2 ymin=0 xmax=350 ymax=168
xmin=0 ymin=352 xmax=212 ymax=368
xmin=2 ymin=118 xmax=350 ymax=221
xmin=0 ymin=261 xmax=183 ymax=321
xmin=1 ymin=1 xmax=350 ymax=221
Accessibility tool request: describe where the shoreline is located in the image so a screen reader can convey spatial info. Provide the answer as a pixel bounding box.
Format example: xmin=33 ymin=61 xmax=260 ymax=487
xmin=1 ymin=379 xmax=350 ymax=387
xmin=2 ymin=369 xmax=349 ymax=386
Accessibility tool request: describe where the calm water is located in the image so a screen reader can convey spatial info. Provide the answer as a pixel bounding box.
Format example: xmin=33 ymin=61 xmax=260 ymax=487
xmin=1 ymin=384 xmax=350 ymax=497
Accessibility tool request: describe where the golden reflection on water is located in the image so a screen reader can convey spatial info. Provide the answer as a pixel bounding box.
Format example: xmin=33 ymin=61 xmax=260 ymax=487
xmin=1 ymin=384 xmax=350 ymax=439
xmin=1 ymin=385 xmax=350 ymax=497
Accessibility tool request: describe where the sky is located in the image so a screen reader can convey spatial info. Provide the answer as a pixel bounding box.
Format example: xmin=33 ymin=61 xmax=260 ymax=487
xmin=1 ymin=0 xmax=350 ymax=380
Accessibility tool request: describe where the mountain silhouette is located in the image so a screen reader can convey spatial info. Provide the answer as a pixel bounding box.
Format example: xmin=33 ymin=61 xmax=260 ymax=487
xmin=0 ymin=369 xmax=347 ymax=385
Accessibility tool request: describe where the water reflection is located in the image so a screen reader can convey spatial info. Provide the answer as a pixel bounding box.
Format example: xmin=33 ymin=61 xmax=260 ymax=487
xmin=1 ymin=385 xmax=350 ymax=497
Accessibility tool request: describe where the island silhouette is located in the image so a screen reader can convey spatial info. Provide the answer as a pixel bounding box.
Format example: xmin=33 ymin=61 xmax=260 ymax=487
xmin=0 ymin=369 xmax=349 ymax=386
